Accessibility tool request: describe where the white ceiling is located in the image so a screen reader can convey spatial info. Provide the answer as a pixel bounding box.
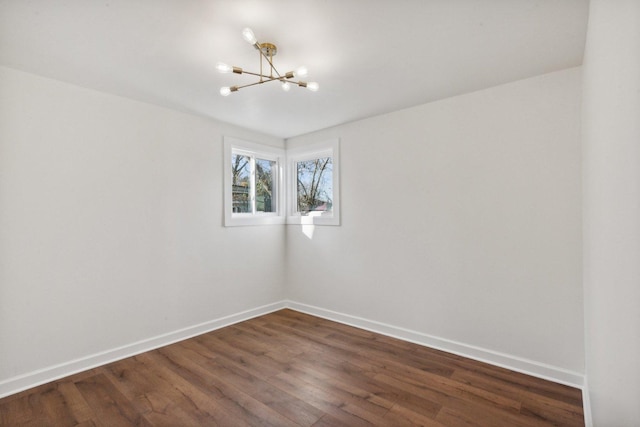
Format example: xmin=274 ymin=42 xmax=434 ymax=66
xmin=0 ymin=0 xmax=589 ymax=139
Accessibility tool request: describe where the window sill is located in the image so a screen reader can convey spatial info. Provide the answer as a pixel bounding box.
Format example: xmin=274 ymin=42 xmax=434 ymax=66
xmin=225 ymin=215 xmax=286 ymax=227
xmin=286 ymin=213 xmax=340 ymax=226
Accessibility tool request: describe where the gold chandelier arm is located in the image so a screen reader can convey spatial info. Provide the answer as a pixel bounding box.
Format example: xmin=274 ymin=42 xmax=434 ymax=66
xmin=264 ymin=57 xmax=282 ymax=78
xmin=238 ymin=69 xmax=303 ymax=82
xmin=254 ymin=43 xmax=282 ymax=79
xmin=232 ymin=76 xmax=283 ymax=90
xmin=240 ymin=70 xmax=269 ymax=78
xmin=233 ymin=81 xmax=267 ymax=90
xmin=239 ymin=70 xmax=289 ymax=82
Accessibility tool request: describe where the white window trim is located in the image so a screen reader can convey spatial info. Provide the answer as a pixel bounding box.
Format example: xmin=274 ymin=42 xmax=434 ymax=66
xmin=223 ymin=136 xmax=285 ymax=227
xmin=286 ymin=138 xmax=340 ymax=226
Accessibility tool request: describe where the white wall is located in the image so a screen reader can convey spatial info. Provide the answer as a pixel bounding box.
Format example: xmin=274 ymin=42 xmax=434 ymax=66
xmin=286 ymin=68 xmax=584 ymax=374
xmin=0 ymin=66 xmax=286 ymax=385
xmin=582 ymin=0 xmax=640 ymax=424
xmin=0 ymin=63 xmax=587 ymax=397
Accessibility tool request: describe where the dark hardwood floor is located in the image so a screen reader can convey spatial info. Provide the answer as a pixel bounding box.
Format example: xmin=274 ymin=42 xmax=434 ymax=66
xmin=0 ymin=309 xmax=584 ymax=426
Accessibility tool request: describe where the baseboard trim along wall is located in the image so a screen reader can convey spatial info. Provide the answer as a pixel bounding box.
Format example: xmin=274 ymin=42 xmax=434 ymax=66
xmin=285 ymin=300 xmax=585 ymax=389
xmin=0 ymin=301 xmax=287 ymax=399
xmin=0 ymin=299 xmax=587 ymax=411
xmin=582 ymin=378 xmax=593 ymax=427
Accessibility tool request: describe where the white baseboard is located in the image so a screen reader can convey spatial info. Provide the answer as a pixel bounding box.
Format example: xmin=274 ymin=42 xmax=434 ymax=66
xmin=0 ymin=301 xmax=286 ymax=399
xmin=0 ymin=299 xmax=587 ymax=409
xmin=285 ymin=300 xmax=585 ymax=388
xmin=582 ymin=378 xmax=593 ymax=427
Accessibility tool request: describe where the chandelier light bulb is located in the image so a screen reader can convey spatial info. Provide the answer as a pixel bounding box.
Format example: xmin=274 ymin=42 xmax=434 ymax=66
xmin=307 ymin=82 xmax=319 ymax=92
xmin=294 ymin=66 xmax=308 ymax=77
xmin=216 ymin=62 xmax=233 ymax=73
xmin=281 ymin=81 xmax=291 ymax=91
xmin=242 ymin=28 xmax=257 ymax=45
xmin=220 ymin=86 xmax=231 ymax=96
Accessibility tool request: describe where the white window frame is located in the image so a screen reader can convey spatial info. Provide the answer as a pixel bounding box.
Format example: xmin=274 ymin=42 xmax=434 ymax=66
xmin=286 ymin=138 xmax=340 ymax=226
xmin=223 ymin=136 xmax=285 ymax=226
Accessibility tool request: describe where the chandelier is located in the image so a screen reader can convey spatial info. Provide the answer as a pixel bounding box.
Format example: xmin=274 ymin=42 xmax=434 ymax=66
xmin=217 ymin=28 xmax=319 ymax=96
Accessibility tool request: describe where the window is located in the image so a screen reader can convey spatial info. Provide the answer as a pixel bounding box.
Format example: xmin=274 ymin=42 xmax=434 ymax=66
xmin=224 ymin=137 xmax=284 ymax=226
xmin=287 ymin=139 xmax=340 ymax=225
xmin=224 ymin=137 xmax=339 ymax=226
xmin=231 ymin=154 xmax=276 ymax=214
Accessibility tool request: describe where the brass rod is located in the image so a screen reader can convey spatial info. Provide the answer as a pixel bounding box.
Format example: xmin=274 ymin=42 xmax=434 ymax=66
xmin=240 ymin=70 xmax=275 ymax=79
xmin=255 ymin=44 xmax=282 ymax=78
xmin=270 ymin=51 xmax=273 ymax=78
xmin=227 ymin=69 xmax=305 ymax=87
xmin=233 ymin=76 xmax=284 ymax=90
xmin=236 ymin=70 xmax=303 ymax=82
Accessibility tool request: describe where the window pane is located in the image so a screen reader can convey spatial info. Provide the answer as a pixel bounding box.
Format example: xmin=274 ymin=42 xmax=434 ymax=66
xmin=297 ymin=157 xmax=333 ymax=214
xmin=255 ymin=158 xmax=276 ymax=213
xmin=231 ymin=154 xmax=250 ymax=213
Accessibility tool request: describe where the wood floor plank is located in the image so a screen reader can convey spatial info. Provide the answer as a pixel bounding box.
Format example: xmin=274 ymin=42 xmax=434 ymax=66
xmin=0 ymin=393 xmax=41 ymax=426
xmin=327 ymin=330 xmax=457 ymax=378
xmin=231 ymin=321 xmax=323 ymax=363
xmin=436 ymin=405 xmax=552 ymax=427
xmin=519 ymin=393 xmax=585 ymax=427
xmin=55 ymin=381 xmax=96 ymax=424
xmin=102 ymin=356 xmax=215 ymax=426
xmin=383 ymin=403 xmax=450 ymax=427
xmin=283 ymin=359 xmax=400 ymax=417
xmin=75 ymin=373 xmax=153 ymax=427
xmin=0 ymin=309 xmax=584 ymax=426
xmin=163 ymin=341 xmax=325 ymax=426
xmin=145 ymin=347 xmax=300 ymax=427
xmin=133 ymin=351 xmax=247 ymax=426
xmin=39 ymin=383 xmax=86 ymax=426
xmin=450 ymin=367 xmax=584 ymax=415
xmin=268 ymin=370 xmax=390 ymax=426
xmin=383 ymin=367 xmax=523 ymax=413
xmin=194 ymin=332 xmax=287 ymax=380
xmin=295 ymin=341 xmax=520 ymax=421
xmin=311 ymin=413 xmax=362 ymax=427
xmin=288 ymin=346 xmax=445 ymax=419
xmin=427 ymin=348 xmax=582 ymax=407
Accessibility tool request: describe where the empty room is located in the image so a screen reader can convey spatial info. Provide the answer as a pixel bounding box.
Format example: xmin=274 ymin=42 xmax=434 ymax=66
xmin=0 ymin=1 xmax=638 ymax=426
